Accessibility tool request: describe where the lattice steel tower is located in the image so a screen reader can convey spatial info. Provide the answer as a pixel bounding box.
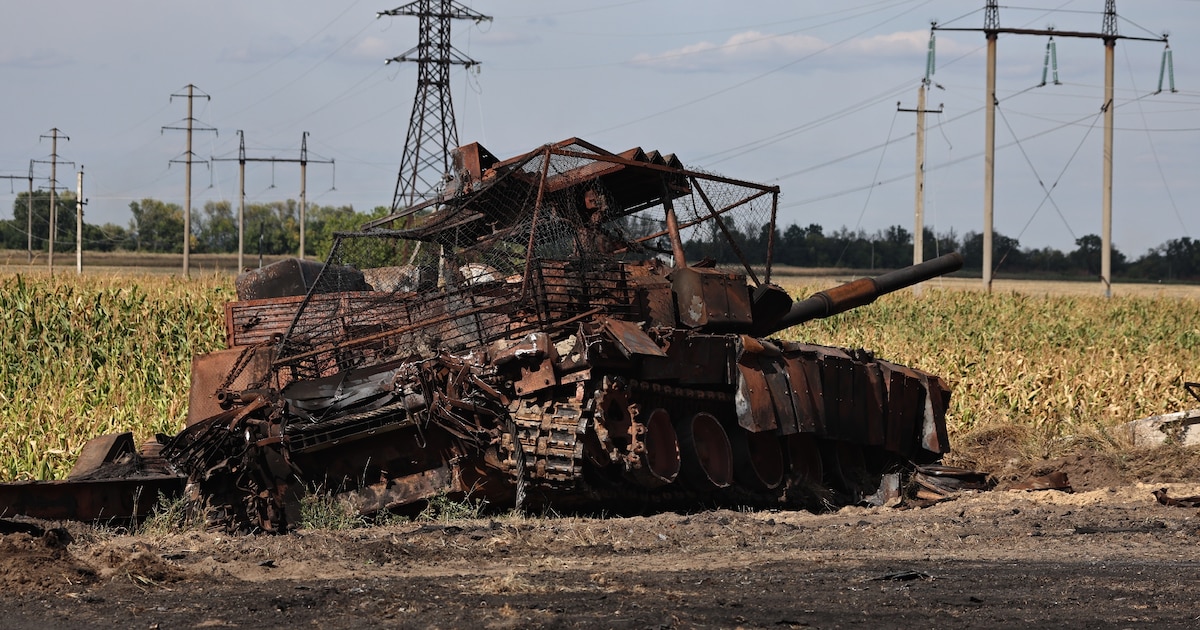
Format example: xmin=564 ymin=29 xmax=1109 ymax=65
xmin=379 ymin=1 xmax=491 ymax=211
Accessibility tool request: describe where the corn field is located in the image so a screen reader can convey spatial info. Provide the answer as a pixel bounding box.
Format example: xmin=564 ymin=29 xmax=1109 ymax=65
xmin=0 ymin=273 xmax=231 ymax=480
xmin=1 ymin=272 xmax=1198 ymax=480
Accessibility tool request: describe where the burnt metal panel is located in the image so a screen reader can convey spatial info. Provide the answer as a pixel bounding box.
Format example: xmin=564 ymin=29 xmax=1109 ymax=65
xmin=225 ymin=294 xmax=305 ymax=348
xmin=601 ymin=317 xmax=667 ymax=358
xmin=342 ymin=465 xmax=462 ymax=514
xmin=670 ymin=267 xmax=753 ymax=330
xmin=779 ymin=354 xmax=819 ymax=434
xmin=188 ymin=346 xmax=274 ymax=426
xmin=916 ymin=371 xmax=952 ymax=456
xmin=643 ymin=332 xmax=737 ymax=385
xmin=735 ymin=337 xmax=795 ymax=435
xmin=810 ymin=347 xmax=863 ymax=442
xmin=67 ymin=432 xmax=135 ymax=480
xmin=0 ymin=475 xmax=183 ymax=522
xmin=877 ymin=360 xmax=921 ymax=457
xmin=862 ymin=362 xmax=887 ymax=447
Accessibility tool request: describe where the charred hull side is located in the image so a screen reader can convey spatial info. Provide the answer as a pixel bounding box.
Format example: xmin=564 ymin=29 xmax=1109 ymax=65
xmin=166 ymin=252 xmax=958 ymax=530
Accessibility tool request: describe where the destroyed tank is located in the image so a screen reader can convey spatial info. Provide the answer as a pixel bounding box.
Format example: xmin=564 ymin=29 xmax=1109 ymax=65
xmin=0 ymin=138 xmax=964 ymax=531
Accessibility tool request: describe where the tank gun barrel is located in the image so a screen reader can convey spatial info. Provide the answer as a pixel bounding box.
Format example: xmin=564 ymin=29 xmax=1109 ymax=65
xmin=771 ymin=252 xmax=963 ymax=332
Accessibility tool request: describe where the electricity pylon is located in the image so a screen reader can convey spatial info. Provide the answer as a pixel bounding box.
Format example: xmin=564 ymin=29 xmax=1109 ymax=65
xmin=378 ymin=1 xmax=492 ymax=213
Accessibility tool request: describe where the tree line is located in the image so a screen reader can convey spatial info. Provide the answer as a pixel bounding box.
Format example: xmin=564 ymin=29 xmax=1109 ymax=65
xmin=2 ymin=193 xmax=1198 ymax=281
xmin=683 ymin=220 xmax=1200 ymax=282
xmin=0 ymin=192 xmax=387 ymax=261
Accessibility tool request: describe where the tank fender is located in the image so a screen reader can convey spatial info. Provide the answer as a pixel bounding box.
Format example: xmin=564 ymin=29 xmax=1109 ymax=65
xmin=733 ymin=336 xmax=782 ymax=433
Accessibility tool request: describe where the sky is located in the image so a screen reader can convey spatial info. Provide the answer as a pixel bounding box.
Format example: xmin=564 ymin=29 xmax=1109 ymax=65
xmin=0 ymin=0 xmax=1197 ymax=258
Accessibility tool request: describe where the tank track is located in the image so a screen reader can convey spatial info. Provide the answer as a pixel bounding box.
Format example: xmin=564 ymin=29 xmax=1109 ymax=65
xmin=501 ymin=396 xmax=588 ymax=490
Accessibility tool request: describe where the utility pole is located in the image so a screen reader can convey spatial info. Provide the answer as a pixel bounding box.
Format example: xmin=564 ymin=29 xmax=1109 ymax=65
xmin=898 ymin=30 xmax=943 ymax=296
xmin=0 ymin=162 xmax=34 ymax=263
xmin=212 ymin=132 xmax=332 ymax=263
xmin=1100 ymin=0 xmax=1117 ymax=298
xmin=38 ymin=129 xmax=71 ymax=274
xmin=934 ymin=1 xmax=1167 ymax=295
xmin=300 ymin=132 xmax=309 ymax=259
xmin=75 ymin=167 xmax=87 ymax=274
xmin=163 ymin=85 xmax=216 ymax=277
xmin=378 ymin=1 xmax=492 ymax=213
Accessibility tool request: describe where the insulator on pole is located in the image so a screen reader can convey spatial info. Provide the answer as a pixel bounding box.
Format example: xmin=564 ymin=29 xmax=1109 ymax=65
xmin=1041 ymin=37 xmax=1060 ymax=86
xmin=925 ymin=30 xmax=936 ymax=81
xmin=1157 ymin=44 xmax=1176 ymax=94
xmin=1050 ymin=38 xmax=1060 ymax=85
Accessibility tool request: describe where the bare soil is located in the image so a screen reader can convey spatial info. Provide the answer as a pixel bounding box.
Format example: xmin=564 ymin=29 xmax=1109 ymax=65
xmin=4 ymin=472 xmax=1200 ymax=630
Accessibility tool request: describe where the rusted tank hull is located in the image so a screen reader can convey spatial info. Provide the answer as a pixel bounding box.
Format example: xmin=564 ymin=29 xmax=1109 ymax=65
xmin=156 ymin=266 xmax=953 ymax=530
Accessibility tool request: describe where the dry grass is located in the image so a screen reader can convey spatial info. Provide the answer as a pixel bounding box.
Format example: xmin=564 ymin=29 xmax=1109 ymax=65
xmin=0 ymin=249 xmax=292 ymax=275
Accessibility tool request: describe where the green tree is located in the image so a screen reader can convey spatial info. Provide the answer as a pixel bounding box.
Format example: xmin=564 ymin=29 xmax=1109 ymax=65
xmin=1068 ymin=234 xmax=1127 ymax=277
xmin=307 ymin=204 xmax=391 ymax=260
xmin=8 ymin=189 xmax=79 ymax=252
xmin=81 ymin=222 xmax=130 ymax=252
xmin=128 ymin=198 xmax=184 ymax=253
xmin=195 ymin=200 xmax=237 ymax=253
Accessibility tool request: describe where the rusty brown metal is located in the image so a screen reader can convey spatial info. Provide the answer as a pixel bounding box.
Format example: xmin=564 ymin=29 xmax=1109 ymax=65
xmin=622 ymin=407 xmax=680 ymax=488
xmin=188 ymin=345 xmax=274 ymax=425
xmin=0 ymin=475 xmax=182 ymax=522
xmin=671 ymin=267 xmax=754 ymax=329
xmin=600 ymin=317 xmax=667 ymax=359
xmin=677 ymin=411 xmax=734 ymax=489
xmin=343 ymin=465 xmax=464 ymax=514
xmin=67 ymin=432 xmax=136 ymax=480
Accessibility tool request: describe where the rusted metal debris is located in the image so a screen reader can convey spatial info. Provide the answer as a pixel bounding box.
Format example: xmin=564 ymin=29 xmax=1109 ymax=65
xmin=1152 ymin=488 xmax=1200 ymax=508
xmin=1 ymin=138 xmax=968 ymax=532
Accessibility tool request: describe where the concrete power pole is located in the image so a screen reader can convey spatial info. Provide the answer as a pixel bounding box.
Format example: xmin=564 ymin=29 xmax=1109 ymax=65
xmin=898 ymin=30 xmax=943 ymax=296
xmin=75 ymin=167 xmax=84 ymax=274
xmin=26 ymin=162 xmax=33 ymax=264
xmin=300 ymin=132 xmax=309 ymax=260
xmin=39 ymin=128 xmax=70 ymax=274
xmin=1101 ymin=0 xmax=1117 ymax=298
xmin=0 ymin=163 xmax=34 ymax=263
xmin=163 ymin=85 xmax=216 ymax=277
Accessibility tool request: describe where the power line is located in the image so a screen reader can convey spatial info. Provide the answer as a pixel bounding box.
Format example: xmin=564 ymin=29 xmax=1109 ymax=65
xmin=212 ymin=131 xmax=334 ymax=267
xmin=934 ymin=0 xmax=1171 ymax=296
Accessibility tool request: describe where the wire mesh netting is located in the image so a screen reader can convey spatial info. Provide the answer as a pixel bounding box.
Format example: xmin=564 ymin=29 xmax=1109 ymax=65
xmin=274 ymin=140 xmax=779 ymax=381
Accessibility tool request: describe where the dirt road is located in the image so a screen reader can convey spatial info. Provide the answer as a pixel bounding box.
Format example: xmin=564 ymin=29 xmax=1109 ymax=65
xmin=3 ymin=482 xmax=1200 ymax=629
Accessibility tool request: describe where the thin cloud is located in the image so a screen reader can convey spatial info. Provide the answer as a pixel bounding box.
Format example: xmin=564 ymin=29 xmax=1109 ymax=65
xmin=219 ymin=38 xmax=298 ymax=64
xmin=630 ymin=30 xmax=973 ymax=73
xmin=0 ymin=49 xmax=71 ymax=69
xmin=349 ymin=36 xmax=396 ymax=61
